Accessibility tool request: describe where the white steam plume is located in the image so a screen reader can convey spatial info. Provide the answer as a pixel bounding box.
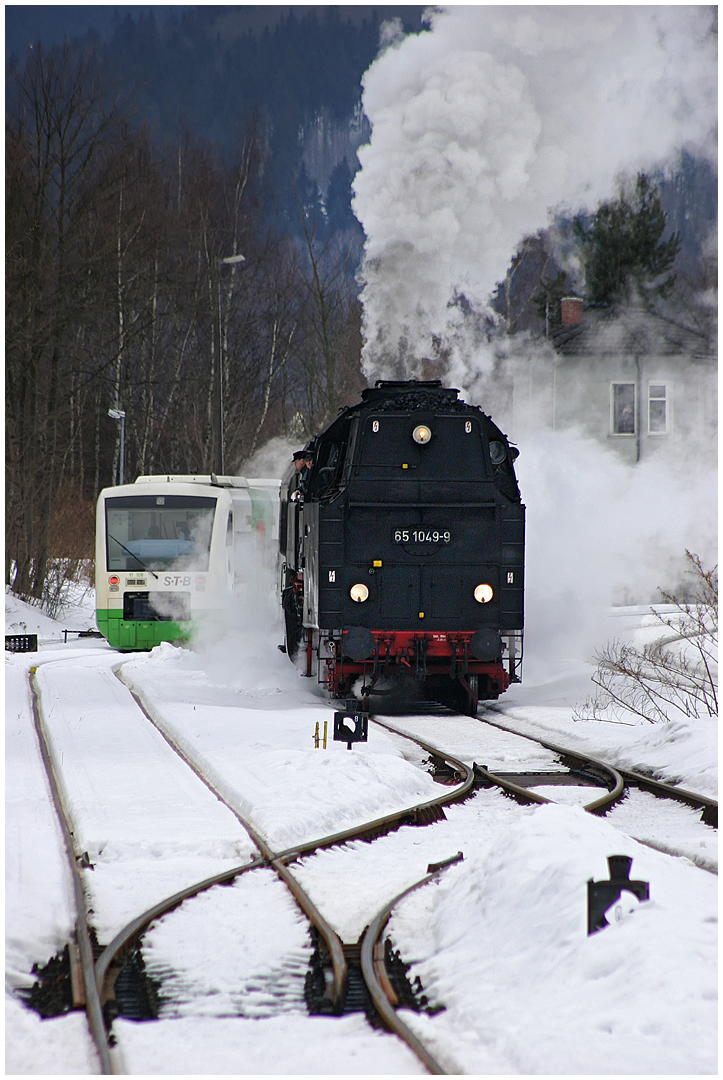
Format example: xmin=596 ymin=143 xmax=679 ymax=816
xmin=516 ymin=428 xmax=718 ymax=674
xmin=352 ymin=6 xmax=717 ymax=384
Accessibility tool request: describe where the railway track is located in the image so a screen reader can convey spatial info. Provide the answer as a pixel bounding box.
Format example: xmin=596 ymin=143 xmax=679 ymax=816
xmin=26 ymin=658 xmax=472 ymax=1073
xmin=479 ymin=708 xmax=718 ymax=827
xmin=28 ymin=668 xmax=112 ymax=1073
xmin=22 ymin=654 xmax=717 ymax=1074
xmin=374 ymin=706 xmax=717 ymax=868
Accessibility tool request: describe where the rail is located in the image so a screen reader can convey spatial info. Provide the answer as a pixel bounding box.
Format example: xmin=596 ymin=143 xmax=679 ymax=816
xmin=480 ymin=709 xmax=716 ymax=822
xmin=29 ymin=670 xmax=113 ymax=1074
xmin=360 ymin=863 xmax=461 ymax=1076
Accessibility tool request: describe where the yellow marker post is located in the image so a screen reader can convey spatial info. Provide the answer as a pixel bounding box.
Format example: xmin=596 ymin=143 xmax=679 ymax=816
xmin=313 ymin=721 xmax=320 ymax=749
xmin=323 ymin=721 xmax=328 ymax=749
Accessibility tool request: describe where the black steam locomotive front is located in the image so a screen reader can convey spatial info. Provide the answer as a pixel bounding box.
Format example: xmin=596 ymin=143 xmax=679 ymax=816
xmin=279 ymin=380 xmax=524 ymax=713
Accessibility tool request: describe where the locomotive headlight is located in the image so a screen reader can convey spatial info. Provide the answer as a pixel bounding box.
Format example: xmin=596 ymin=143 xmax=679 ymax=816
xmin=350 ymin=583 xmax=370 ymax=603
xmin=412 ymin=424 xmax=432 ymax=445
xmin=474 ymin=583 xmax=494 ymax=604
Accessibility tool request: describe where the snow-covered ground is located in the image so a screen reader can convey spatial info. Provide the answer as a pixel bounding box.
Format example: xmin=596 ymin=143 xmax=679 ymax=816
xmin=5 ymin=580 xmax=97 ymax=642
xmin=5 ymin=590 xmax=717 ymax=1073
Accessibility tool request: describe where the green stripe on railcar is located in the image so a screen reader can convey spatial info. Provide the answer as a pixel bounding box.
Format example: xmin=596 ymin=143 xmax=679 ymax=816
xmin=96 ymin=608 xmax=190 ymax=650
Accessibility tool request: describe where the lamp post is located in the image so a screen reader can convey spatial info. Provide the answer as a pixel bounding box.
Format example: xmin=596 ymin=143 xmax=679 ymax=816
xmin=108 ymin=408 xmax=126 ymax=485
xmin=215 ymin=253 xmax=246 ymax=475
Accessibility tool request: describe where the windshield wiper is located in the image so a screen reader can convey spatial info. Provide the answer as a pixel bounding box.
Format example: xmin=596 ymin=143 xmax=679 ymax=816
xmin=107 ymin=534 xmax=159 ymax=580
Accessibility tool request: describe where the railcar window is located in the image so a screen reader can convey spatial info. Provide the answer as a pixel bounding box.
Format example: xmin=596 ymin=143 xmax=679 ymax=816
xmin=106 ymin=495 xmax=217 ymax=571
xmin=359 ymin=415 xmax=488 ymax=479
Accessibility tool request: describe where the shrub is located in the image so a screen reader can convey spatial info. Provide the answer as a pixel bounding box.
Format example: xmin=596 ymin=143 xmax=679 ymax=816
xmin=576 ymin=552 xmax=717 ymax=724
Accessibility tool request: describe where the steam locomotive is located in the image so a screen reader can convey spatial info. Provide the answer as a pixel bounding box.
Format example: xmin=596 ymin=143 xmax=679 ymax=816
xmin=279 ymin=380 xmax=524 ymax=714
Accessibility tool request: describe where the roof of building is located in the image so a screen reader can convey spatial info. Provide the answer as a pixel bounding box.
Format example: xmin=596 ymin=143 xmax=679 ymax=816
xmin=552 ymin=305 xmax=711 ymax=358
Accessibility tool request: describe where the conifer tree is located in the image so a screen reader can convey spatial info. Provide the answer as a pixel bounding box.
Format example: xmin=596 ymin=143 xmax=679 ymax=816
xmin=574 ymin=173 xmax=682 ymax=304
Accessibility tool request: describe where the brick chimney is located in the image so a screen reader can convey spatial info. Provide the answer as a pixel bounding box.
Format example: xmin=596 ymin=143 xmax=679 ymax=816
xmin=560 ymin=297 xmax=584 ymax=325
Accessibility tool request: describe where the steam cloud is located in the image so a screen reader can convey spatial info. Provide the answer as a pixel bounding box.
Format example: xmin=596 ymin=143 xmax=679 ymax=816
xmin=352 ymin=6 xmax=717 ymax=384
xmin=348 ymin=6 xmax=717 ymax=661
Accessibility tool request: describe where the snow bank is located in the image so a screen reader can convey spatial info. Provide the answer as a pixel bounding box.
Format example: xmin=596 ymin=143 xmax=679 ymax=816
xmin=391 ymin=802 xmax=717 ymax=1074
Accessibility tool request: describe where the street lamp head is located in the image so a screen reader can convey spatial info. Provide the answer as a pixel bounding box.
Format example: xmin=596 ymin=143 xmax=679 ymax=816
xmin=108 ymin=409 xmax=126 ymax=420
xmin=219 ymin=254 xmax=246 ymax=266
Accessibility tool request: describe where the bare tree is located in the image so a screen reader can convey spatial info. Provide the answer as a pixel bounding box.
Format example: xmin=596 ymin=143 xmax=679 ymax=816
xmin=6 ymin=54 xmax=363 ymax=607
xmin=6 ymin=43 xmax=119 ymax=597
xmin=293 ymin=177 xmax=364 ymax=427
xmin=575 ymin=552 xmax=717 ymax=725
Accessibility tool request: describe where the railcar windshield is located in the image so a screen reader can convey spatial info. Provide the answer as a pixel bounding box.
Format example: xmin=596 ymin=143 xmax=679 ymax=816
xmin=105 ymin=494 xmax=217 ymax=571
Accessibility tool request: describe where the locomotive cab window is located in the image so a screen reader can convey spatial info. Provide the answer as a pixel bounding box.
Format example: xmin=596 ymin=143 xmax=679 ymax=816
xmin=309 ymin=439 xmax=342 ymax=497
xmin=307 ymin=416 xmax=354 ymax=499
xmin=105 ymin=494 xmax=217 ymax=571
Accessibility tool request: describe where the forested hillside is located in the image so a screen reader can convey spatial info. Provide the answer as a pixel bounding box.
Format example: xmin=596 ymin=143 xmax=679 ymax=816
xmin=6 ymin=5 xmax=424 ymax=234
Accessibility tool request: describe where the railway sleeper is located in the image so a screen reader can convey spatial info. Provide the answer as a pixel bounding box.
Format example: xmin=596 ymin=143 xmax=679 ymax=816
xmin=621 ymin=770 xmax=718 ymax=828
xmin=426 ymin=753 xmax=463 ymax=785
xmin=102 ymin=942 xmax=162 ymax=1025
xmin=16 ymin=928 xmax=157 ymax=1026
xmin=490 ymin=769 xmax=608 ymax=788
xmin=304 ymin=928 xmax=345 ymax=1016
xmin=382 ymin=939 xmax=445 ymax=1017
xmin=17 ymin=943 xmax=76 ymax=1018
xmin=305 ymin=930 xmax=438 ymax=1026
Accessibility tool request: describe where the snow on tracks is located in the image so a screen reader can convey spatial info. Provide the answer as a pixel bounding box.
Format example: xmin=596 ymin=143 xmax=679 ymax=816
xmin=32 ymin=652 xmax=256 ymax=938
xmin=119 ymin=646 xmax=443 ymax=852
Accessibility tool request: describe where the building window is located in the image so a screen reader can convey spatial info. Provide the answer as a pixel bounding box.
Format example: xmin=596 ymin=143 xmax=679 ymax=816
xmin=612 ymin=383 xmax=636 ymax=434
xmin=648 ymin=384 xmax=667 ymax=433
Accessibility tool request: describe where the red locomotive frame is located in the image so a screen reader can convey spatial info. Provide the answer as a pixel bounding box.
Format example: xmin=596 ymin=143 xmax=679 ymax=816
xmin=306 ymin=627 xmax=515 ymax=713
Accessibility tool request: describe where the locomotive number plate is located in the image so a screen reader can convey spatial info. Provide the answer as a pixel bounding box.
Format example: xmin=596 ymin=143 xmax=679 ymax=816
xmin=393 ymin=528 xmax=451 ymax=544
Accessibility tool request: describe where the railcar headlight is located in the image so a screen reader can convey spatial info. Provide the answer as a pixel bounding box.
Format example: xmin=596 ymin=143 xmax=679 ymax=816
xmin=474 ymin=583 xmax=494 ymax=604
xmin=412 ymin=424 xmax=432 ymax=445
xmin=350 ymin=583 xmax=370 ymax=603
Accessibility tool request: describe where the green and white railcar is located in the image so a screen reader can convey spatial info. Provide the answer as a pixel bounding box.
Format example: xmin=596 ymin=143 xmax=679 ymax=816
xmin=95 ymin=475 xmax=279 ymax=651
